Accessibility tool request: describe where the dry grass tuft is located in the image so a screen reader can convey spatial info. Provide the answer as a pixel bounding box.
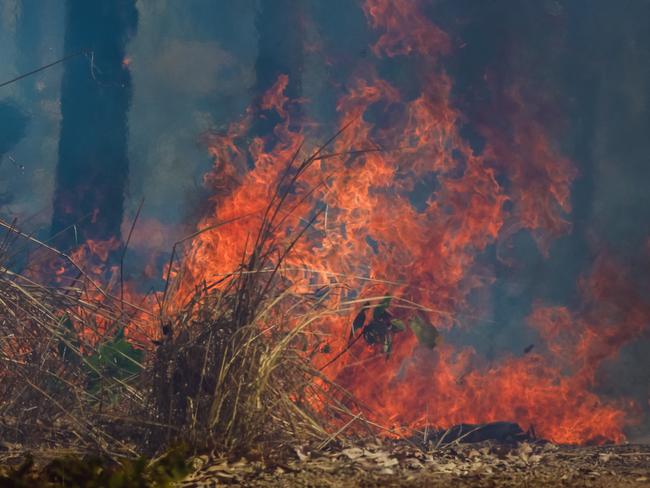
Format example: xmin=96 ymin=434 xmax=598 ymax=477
xmin=0 ymin=140 xmax=364 ymax=463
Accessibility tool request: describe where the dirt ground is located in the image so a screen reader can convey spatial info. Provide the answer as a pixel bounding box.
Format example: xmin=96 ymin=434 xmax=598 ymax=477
xmin=1 ymin=440 xmax=648 ymax=486
xmin=180 ymin=441 xmax=650 ymax=487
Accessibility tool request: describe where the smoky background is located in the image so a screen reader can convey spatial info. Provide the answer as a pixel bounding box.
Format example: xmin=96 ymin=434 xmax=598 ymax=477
xmin=0 ymin=0 xmax=648 ymax=440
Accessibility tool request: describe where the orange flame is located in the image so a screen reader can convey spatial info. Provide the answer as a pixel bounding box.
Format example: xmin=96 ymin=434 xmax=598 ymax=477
xmin=42 ymin=0 xmax=648 ymax=445
xmin=157 ymin=0 xmax=650 ymax=444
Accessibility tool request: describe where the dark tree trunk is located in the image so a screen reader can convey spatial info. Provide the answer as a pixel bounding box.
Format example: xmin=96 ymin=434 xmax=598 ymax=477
xmin=50 ymin=0 xmax=137 ymax=248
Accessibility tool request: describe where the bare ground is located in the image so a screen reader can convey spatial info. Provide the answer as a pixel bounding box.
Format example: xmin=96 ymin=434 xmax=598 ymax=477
xmin=181 ymin=441 xmax=650 ymax=487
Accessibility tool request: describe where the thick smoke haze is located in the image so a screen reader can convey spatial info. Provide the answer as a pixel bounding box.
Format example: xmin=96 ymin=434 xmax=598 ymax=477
xmin=0 ymin=0 xmax=649 ymax=440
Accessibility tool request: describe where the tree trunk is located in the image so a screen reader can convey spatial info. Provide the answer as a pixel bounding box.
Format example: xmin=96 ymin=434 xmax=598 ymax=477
xmin=50 ymin=0 xmax=137 ymax=248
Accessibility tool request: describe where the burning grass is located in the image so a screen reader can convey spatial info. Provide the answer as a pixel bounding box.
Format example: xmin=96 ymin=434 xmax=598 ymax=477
xmin=1 ymin=4 xmax=648 ymax=477
xmin=0 ymin=251 xmax=333 ymax=459
xmin=0 ymin=142 xmax=374 ymax=471
xmin=1 ymin=78 xmax=646 ymax=477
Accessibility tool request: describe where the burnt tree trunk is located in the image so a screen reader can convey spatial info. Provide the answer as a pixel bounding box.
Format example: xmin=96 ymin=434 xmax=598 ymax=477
xmin=50 ymin=0 xmax=137 ymax=248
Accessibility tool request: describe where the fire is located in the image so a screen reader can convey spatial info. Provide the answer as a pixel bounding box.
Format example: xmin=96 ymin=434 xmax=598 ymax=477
xmin=27 ymin=234 xmax=157 ymax=348
xmin=44 ymin=0 xmax=648 ymax=445
xmin=365 ymin=0 xmax=451 ymax=57
xmin=530 ymin=256 xmax=650 ymax=386
xmin=156 ymin=0 xmax=650 ymax=445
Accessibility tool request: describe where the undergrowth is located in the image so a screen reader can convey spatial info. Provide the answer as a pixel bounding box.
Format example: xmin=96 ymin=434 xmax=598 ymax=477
xmin=0 ymin=139 xmax=366 ymax=484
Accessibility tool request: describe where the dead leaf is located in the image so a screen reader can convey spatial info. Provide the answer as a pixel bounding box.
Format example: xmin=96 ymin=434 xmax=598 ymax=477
xmin=341 ymin=447 xmax=364 ymax=460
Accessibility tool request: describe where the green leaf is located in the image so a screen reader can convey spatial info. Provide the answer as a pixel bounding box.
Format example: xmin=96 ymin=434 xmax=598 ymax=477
xmin=84 ymin=327 xmax=144 ymax=393
xmin=408 ymin=314 xmax=440 ymax=349
xmin=147 ymin=445 xmax=192 ymax=485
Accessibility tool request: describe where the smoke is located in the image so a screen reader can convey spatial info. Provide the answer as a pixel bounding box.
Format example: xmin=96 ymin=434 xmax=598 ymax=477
xmin=0 ymin=100 xmax=28 ymax=207
xmin=0 ymin=99 xmax=28 ymax=156
xmin=124 ymin=1 xmax=257 ymax=253
xmin=430 ymin=0 xmax=650 ymax=437
xmin=2 ymin=0 xmax=649 ymax=440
